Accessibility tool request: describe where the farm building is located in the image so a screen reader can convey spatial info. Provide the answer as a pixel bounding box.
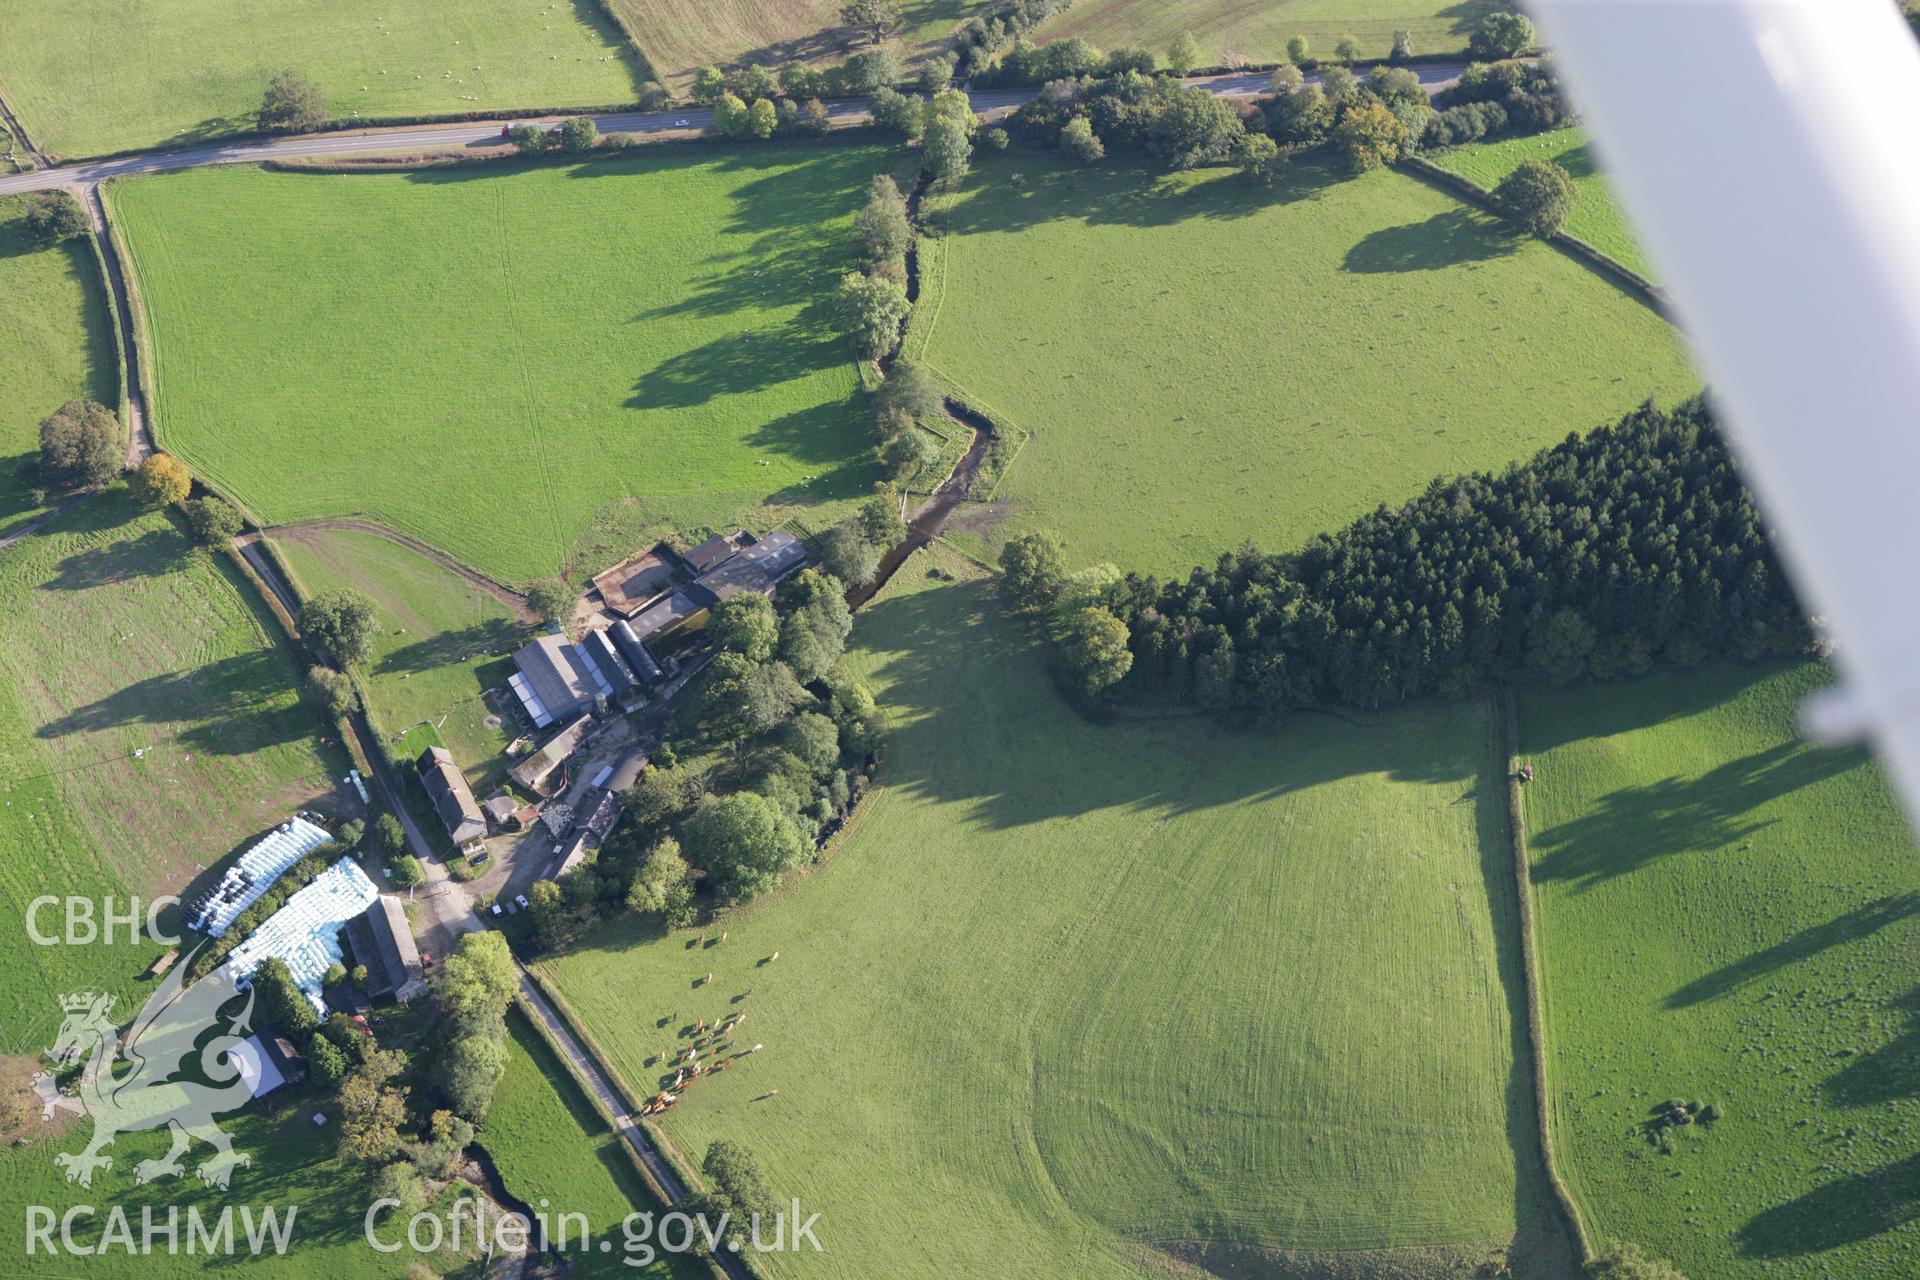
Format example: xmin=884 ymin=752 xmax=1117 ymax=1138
xmin=699 ymin=530 xmax=810 ymax=601
xmin=509 ymin=632 xmax=611 ymax=727
xmin=233 ymin=1032 xmax=306 ymax=1099
xmin=627 ymin=584 xmax=720 ymax=644
xmin=591 ymin=543 xmax=681 ymax=618
xmin=579 ymin=627 xmax=640 ymax=698
xmin=186 ymin=815 xmax=333 ymax=937
xmin=218 ymin=857 xmax=381 ymax=1012
xmin=608 ymin=619 xmax=665 ymax=684
xmin=511 ymin=713 xmax=592 ymax=796
xmin=685 ymin=529 xmax=754 ymax=573
xmin=344 ymin=895 xmax=427 ymax=1004
xmin=417 ymin=746 xmax=487 ymax=847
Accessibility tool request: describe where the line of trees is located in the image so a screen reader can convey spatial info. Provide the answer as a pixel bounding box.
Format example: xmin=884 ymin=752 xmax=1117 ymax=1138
xmin=1006 ymin=397 xmax=1812 ymax=712
xmin=1002 ymin=51 xmax=1566 ymax=181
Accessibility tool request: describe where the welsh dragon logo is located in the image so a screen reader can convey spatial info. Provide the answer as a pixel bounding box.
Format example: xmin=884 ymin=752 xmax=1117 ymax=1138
xmin=42 ymin=952 xmax=258 ymax=1190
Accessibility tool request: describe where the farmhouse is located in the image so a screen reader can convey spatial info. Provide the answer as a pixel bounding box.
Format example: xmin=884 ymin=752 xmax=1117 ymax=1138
xmin=510 ymin=632 xmax=608 ymax=728
xmin=417 ymin=746 xmax=487 ymax=847
xmin=511 ymin=712 xmax=593 ymax=796
xmin=344 ymin=895 xmax=427 ymax=1004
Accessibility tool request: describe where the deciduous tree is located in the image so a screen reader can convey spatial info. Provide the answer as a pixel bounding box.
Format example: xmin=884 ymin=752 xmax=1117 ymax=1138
xmin=300 ymin=589 xmax=378 ymax=666
xmin=1166 ymin=31 xmax=1200 ymax=76
xmin=21 ymin=191 xmax=87 ymax=244
xmin=184 ymin=496 xmax=244 ymax=545
xmin=1493 ymin=158 xmax=1577 ymax=237
xmin=37 ymin=399 xmax=120 ymax=491
xmin=1332 ymin=98 xmax=1408 ymax=173
xmin=306 ymin=665 xmax=359 ymax=718
xmin=835 ymin=272 xmax=910 ymax=358
xmin=840 ymin=0 xmax=900 ymax=46
xmin=1060 ymin=116 xmax=1105 ymax=163
xmin=999 ymin=530 xmax=1067 ymax=612
xmin=127 ymin=453 xmax=190 ymax=507
xmin=1469 ymin=12 xmax=1535 ymax=60
xmin=259 ymin=70 xmax=324 ymax=132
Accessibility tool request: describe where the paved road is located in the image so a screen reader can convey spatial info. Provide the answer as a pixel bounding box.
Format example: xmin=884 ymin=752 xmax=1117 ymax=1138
xmin=516 ymin=968 xmax=758 ymax=1280
xmin=0 ymin=64 xmax=1470 ymax=198
xmin=234 ymin=530 xmax=481 ymax=955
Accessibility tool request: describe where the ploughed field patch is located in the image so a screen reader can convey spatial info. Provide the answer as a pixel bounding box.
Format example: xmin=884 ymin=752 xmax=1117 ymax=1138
xmin=1521 ymin=663 xmax=1920 ymax=1280
xmin=611 ymin=0 xmax=972 ymax=91
xmin=107 ymin=147 xmax=887 ymax=582
xmin=538 ymin=545 xmax=1564 ymax=1279
xmin=1033 ymin=0 xmax=1504 ymax=69
xmin=915 ymin=150 xmax=1697 ymax=574
xmin=0 ymin=0 xmax=643 ymax=159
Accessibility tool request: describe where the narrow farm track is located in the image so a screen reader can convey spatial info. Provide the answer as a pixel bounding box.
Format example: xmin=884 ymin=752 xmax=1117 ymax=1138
xmin=514 ymin=974 xmax=759 ymax=1280
xmin=269 ymin=517 xmax=535 ymax=619
xmin=80 ymin=185 xmax=153 ymax=464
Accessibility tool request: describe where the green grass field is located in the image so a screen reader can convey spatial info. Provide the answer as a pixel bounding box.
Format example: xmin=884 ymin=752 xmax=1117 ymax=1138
xmin=0 ymin=1102 xmax=490 ymax=1278
xmin=915 ymin=152 xmax=1697 ymax=575
xmin=0 ymin=492 xmax=341 ymax=1054
xmin=539 ymin=546 xmax=1565 ymax=1278
xmin=0 ymin=494 xmax=421 ymax=1278
xmin=1521 ymin=663 xmax=1920 ymax=1279
xmin=611 ymin=0 xmax=970 ymax=90
xmin=272 ymin=526 xmax=532 ymax=791
xmin=487 ymin=1011 xmax=702 ymax=1277
xmin=1034 ymin=0 xmax=1503 ymax=67
xmin=0 ymin=196 xmax=118 ymax=538
xmin=0 ymin=0 xmax=644 ymax=159
xmin=108 ymin=146 xmax=888 ymax=582
xmin=1432 ymin=127 xmax=1656 ymax=280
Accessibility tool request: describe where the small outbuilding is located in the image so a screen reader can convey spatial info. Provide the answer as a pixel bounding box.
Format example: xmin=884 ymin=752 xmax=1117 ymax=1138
xmin=510 ymin=713 xmax=593 ymax=796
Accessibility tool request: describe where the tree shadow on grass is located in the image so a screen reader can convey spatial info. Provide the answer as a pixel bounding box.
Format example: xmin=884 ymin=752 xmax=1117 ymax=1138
xmin=844 ymin=571 xmax=1484 ymax=832
xmin=376 ymin=617 xmax=531 ymax=676
xmin=1823 ymin=988 xmax=1920 ymax=1108
xmin=1343 ymin=207 xmax=1518 ymax=273
xmin=34 ymin=649 xmax=313 ymax=757
xmin=1550 ymin=141 xmax=1598 ymax=180
xmin=1737 ymin=1152 xmax=1920 ymax=1258
xmin=1666 ymin=894 xmax=1920 ymax=1008
xmin=627 ymin=321 xmax=844 ymax=409
xmin=1530 ymin=740 xmax=1858 ymax=889
xmin=933 ymin=155 xmax=1346 ymax=240
xmin=745 ymin=398 xmax=869 ymax=468
xmin=38 ymin=526 xmax=184 ymax=591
